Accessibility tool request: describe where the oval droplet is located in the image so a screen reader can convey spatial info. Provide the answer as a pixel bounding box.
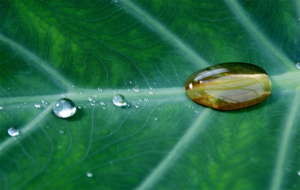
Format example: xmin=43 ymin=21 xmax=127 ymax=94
xmin=113 ymin=94 xmax=127 ymax=107
xmin=8 ymin=127 xmax=19 ymax=137
xmin=185 ymin=62 xmax=272 ymax=110
xmin=53 ymin=98 xmax=77 ymax=118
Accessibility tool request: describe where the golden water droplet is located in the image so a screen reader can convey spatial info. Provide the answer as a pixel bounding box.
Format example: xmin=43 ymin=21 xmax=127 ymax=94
xmin=185 ymin=62 xmax=271 ymax=110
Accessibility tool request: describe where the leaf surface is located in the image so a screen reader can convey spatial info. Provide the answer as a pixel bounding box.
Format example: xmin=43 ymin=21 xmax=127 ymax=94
xmin=0 ymin=0 xmax=300 ymax=189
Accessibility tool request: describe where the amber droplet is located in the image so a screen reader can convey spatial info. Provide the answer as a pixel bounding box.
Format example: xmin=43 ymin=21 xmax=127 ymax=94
xmin=185 ymin=62 xmax=271 ymax=110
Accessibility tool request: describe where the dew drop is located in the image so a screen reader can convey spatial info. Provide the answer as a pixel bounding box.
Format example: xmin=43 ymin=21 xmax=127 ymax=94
xmin=8 ymin=127 xmax=19 ymax=137
xmin=0 ymin=107 xmax=3 ymax=110
xmin=297 ymin=171 xmax=300 ymax=176
xmin=71 ymin=85 xmax=75 ymax=88
xmin=86 ymin=172 xmax=93 ymax=177
xmin=149 ymin=91 xmax=154 ymax=95
xmin=53 ymin=98 xmax=76 ymax=118
xmin=154 ymin=118 xmax=158 ymax=121
xmin=87 ymin=97 xmax=93 ymax=102
xmin=113 ymin=94 xmax=127 ymax=107
xmin=102 ymin=107 xmax=107 ymax=110
xmin=100 ymin=101 xmax=106 ymax=106
xmin=144 ymin=98 xmax=150 ymax=102
xmin=129 ymin=81 xmax=133 ymax=84
xmin=133 ymin=86 xmax=139 ymax=92
xmin=90 ymin=103 xmax=95 ymax=106
xmin=97 ymin=87 xmax=103 ymax=92
xmin=61 ymin=94 xmax=65 ymax=97
xmin=34 ymin=103 xmax=42 ymax=109
xmin=59 ymin=130 xmax=64 ymax=134
xmin=149 ymin=87 xmax=154 ymax=91
xmin=134 ymin=105 xmax=139 ymax=108
xmin=138 ymin=99 xmax=143 ymax=102
xmin=296 ymin=63 xmax=300 ymax=69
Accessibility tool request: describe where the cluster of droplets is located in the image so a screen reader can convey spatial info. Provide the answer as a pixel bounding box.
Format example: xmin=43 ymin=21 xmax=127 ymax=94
xmin=34 ymin=99 xmax=49 ymax=109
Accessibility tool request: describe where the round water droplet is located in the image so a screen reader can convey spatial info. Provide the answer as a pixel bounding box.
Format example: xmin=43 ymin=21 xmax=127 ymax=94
xmin=59 ymin=130 xmax=64 ymax=134
xmin=100 ymin=101 xmax=105 ymax=106
xmin=296 ymin=63 xmax=300 ymax=69
xmin=134 ymin=105 xmax=139 ymax=108
xmin=53 ymin=98 xmax=76 ymax=118
xmin=154 ymin=118 xmax=158 ymax=121
xmin=87 ymin=97 xmax=93 ymax=102
xmin=133 ymin=86 xmax=139 ymax=92
xmin=34 ymin=103 xmax=41 ymax=109
xmin=8 ymin=127 xmax=19 ymax=137
xmin=113 ymin=94 xmax=127 ymax=107
xmin=144 ymin=98 xmax=150 ymax=102
xmin=86 ymin=172 xmax=93 ymax=177
xmin=185 ymin=62 xmax=272 ymax=110
xmin=97 ymin=87 xmax=103 ymax=91
xmin=149 ymin=91 xmax=154 ymax=95
xmin=149 ymin=87 xmax=154 ymax=91
xmin=297 ymin=171 xmax=300 ymax=176
xmin=129 ymin=81 xmax=133 ymax=84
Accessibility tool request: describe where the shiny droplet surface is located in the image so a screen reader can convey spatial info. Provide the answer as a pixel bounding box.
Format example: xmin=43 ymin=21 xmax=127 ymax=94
xmin=296 ymin=63 xmax=300 ymax=69
xmin=113 ymin=94 xmax=127 ymax=107
xmin=53 ymin=98 xmax=76 ymax=118
xmin=185 ymin=62 xmax=272 ymax=110
xmin=8 ymin=127 xmax=19 ymax=137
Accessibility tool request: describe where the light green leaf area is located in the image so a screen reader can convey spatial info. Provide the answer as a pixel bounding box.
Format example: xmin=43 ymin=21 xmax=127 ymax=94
xmin=0 ymin=0 xmax=300 ymax=189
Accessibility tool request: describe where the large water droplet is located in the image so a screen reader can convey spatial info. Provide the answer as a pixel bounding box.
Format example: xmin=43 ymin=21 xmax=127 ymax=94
xmin=53 ymin=98 xmax=76 ymax=118
xmin=8 ymin=127 xmax=19 ymax=137
xmin=113 ymin=94 xmax=127 ymax=107
xmin=296 ymin=63 xmax=300 ymax=69
xmin=185 ymin=62 xmax=272 ymax=110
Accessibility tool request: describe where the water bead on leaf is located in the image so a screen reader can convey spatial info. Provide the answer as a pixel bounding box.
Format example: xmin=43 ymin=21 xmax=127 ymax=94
xmin=113 ymin=94 xmax=127 ymax=107
xmin=185 ymin=62 xmax=272 ymax=110
xmin=53 ymin=98 xmax=77 ymax=118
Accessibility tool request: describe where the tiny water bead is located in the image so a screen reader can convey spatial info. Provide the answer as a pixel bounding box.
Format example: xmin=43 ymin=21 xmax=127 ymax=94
xmin=8 ymin=127 xmax=19 ymax=137
xmin=53 ymin=98 xmax=77 ymax=118
xmin=296 ymin=63 xmax=300 ymax=69
xmin=86 ymin=172 xmax=93 ymax=178
xmin=113 ymin=94 xmax=127 ymax=107
xmin=185 ymin=62 xmax=272 ymax=110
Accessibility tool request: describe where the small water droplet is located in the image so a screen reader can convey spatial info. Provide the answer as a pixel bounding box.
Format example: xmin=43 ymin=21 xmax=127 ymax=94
xmin=87 ymin=97 xmax=93 ymax=102
xmin=138 ymin=99 xmax=143 ymax=102
xmin=53 ymin=98 xmax=76 ymax=118
xmin=195 ymin=111 xmax=199 ymax=113
xmin=41 ymin=99 xmax=45 ymax=104
xmin=100 ymin=101 xmax=105 ymax=106
xmin=134 ymin=105 xmax=139 ymax=108
xmin=78 ymin=106 xmax=82 ymax=109
xmin=154 ymin=118 xmax=158 ymax=121
xmin=113 ymin=94 xmax=127 ymax=107
xmin=296 ymin=63 xmax=300 ymax=69
xmin=144 ymin=98 xmax=150 ymax=102
xmin=8 ymin=127 xmax=19 ymax=137
xmin=149 ymin=91 xmax=154 ymax=95
xmin=149 ymin=87 xmax=154 ymax=91
xmin=0 ymin=107 xmax=3 ymax=110
xmin=34 ymin=103 xmax=42 ymax=109
xmin=153 ymin=82 xmax=156 ymax=85
xmin=71 ymin=85 xmax=75 ymax=88
xmin=102 ymin=107 xmax=107 ymax=110
xmin=129 ymin=81 xmax=133 ymax=84
xmin=90 ymin=103 xmax=95 ymax=106
xmin=97 ymin=87 xmax=103 ymax=92
xmin=59 ymin=130 xmax=64 ymax=134
xmin=133 ymin=86 xmax=139 ymax=92
xmin=297 ymin=171 xmax=300 ymax=176
xmin=86 ymin=172 xmax=93 ymax=177
xmin=61 ymin=94 xmax=65 ymax=97
xmin=158 ymin=107 xmax=163 ymax=110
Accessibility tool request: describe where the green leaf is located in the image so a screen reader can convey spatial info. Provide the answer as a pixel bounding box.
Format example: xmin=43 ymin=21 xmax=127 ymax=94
xmin=0 ymin=0 xmax=299 ymax=189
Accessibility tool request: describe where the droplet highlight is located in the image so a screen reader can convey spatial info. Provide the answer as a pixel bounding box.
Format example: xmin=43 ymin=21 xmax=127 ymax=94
xmin=185 ymin=62 xmax=272 ymax=110
xmin=296 ymin=63 xmax=300 ymax=69
xmin=113 ymin=94 xmax=127 ymax=107
xmin=53 ymin=98 xmax=76 ymax=118
xmin=86 ymin=172 xmax=93 ymax=177
xmin=8 ymin=127 xmax=19 ymax=137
